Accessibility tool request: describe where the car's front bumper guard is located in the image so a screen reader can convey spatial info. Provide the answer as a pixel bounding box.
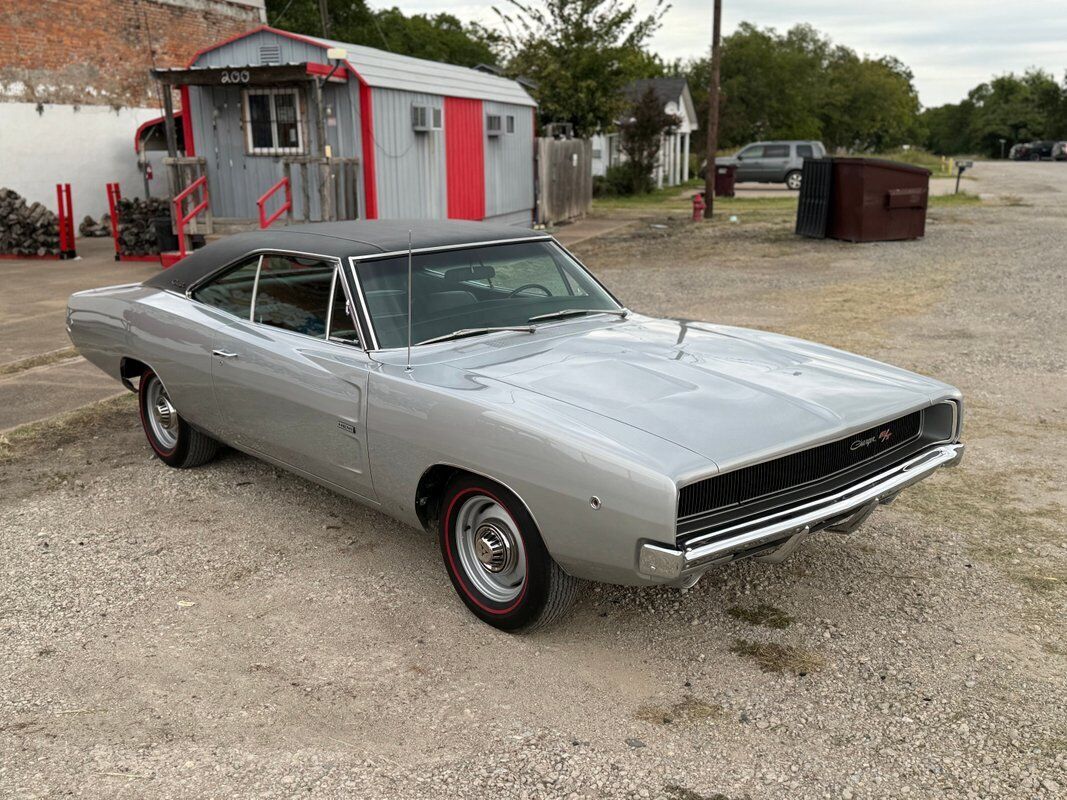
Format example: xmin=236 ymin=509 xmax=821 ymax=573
xmin=639 ymin=443 xmax=965 ymax=581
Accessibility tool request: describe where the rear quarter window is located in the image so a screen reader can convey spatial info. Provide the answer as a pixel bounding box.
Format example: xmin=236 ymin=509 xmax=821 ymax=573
xmin=796 ymin=144 xmax=814 ymax=159
xmin=191 ymin=255 xmax=261 ymax=318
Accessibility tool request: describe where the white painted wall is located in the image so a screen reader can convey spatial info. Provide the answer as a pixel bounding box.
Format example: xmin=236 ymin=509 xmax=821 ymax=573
xmin=0 ymin=102 xmax=161 ymax=222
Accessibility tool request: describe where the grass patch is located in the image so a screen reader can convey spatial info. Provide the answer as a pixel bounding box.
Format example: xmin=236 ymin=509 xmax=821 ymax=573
xmin=929 ymin=191 xmax=982 ymax=207
xmin=665 ymin=786 xmax=732 ymax=800
xmin=0 ymin=394 xmax=134 ymax=463
xmin=729 ymin=639 xmax=824 ymax=675
xmin=635 ymin=696 xmax=722 ymax=725
xmin=0 ymin=347 xmax=79 ymax=376
xmin=727 ymin=604 xmax=794 ymax=629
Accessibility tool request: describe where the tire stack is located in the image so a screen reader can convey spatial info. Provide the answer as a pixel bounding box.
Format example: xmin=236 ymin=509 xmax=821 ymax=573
xmin=0 ymin=187 xmax=61 ymax=256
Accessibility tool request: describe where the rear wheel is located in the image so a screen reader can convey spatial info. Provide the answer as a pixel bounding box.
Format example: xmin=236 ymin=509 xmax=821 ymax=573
xmin=786 ymin=170 xmax=802 ymax=190
xmin=138 ymin=369 xmax=219 ymax=468
xmin=439 ymin=475 xmax=580 ymax=632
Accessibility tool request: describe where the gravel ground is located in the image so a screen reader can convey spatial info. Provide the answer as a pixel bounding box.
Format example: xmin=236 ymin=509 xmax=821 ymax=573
xmin=1 ymin=161 xmax=1064 ymax=799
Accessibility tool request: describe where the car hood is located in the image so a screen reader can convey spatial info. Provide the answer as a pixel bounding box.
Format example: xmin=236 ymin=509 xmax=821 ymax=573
xmin=450 ymin=317 xmax=953 ymax=473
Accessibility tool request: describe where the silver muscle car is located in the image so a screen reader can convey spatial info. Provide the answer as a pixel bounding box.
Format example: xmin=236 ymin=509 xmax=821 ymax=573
xmin=67 ymin=221 xmax=964 ymax=631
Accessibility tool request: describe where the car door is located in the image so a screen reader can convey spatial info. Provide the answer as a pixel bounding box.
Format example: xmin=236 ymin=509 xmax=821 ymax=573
xmin=760 ymin=143 xmax=792 ymax=181
xmin=197 ymin=252 xmax=376 ymax=502
xmin=734 ymin=145 xmax=763 ymax=182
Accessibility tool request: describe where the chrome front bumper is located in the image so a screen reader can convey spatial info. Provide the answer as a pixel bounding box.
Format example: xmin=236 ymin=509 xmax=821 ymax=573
xmin=639 ymin=443 xmax=964 ymax=581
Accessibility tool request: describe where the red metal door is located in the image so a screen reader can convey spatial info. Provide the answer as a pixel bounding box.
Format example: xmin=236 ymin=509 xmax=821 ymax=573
xmin=445 ymin=97 xmax=485 ymax=220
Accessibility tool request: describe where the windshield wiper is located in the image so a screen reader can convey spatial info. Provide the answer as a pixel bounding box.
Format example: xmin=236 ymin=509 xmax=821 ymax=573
xmin=528 ymin=308 xmax=629 ymax=323
xmin=416 ymin=326 xmax=536 ymax=346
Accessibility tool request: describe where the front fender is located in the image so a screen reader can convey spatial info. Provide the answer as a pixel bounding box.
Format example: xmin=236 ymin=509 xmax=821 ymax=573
xmin=366 ymin=365 xmax=708 ymax=585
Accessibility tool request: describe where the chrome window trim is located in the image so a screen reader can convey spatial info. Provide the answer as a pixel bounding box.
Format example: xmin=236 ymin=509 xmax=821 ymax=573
xmin=347 ymin=235 xmax=624 ymax=352
xmin=184 ymin=248 xmax=366 ymax=351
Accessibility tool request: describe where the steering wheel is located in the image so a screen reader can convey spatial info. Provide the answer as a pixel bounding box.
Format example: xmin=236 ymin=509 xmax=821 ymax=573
xmin=508 ymin=283 xmax=553 ymax=298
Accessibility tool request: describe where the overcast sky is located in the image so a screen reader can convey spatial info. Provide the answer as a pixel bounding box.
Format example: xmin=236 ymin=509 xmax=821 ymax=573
xmin=382 ymin=0 xmax=1067 ymax=107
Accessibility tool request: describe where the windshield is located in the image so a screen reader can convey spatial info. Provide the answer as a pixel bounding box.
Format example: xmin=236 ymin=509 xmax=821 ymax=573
xmin=352 ymin=240 xmax=622 ymax=349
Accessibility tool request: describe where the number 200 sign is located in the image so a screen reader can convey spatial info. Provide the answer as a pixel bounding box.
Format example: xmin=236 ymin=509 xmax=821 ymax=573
xmin=220 ymin=70 xmax=251 ymax=84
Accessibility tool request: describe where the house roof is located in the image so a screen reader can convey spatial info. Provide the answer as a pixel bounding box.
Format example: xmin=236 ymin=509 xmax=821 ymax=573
xmin=623 ymin=77 xmax=689 ymax=105
xmin=189 ymin=26 xmax=537 ymax=107
xmin=622 ymin=77 xmax=698 ymax=131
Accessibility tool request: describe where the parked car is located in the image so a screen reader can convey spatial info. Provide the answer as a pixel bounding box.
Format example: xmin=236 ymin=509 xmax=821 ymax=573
xmin=713 ymin=141 xmax=827 ymax=189
xmin=1011 ymin=140 xmax=1056 ymax=160
xmin=67 ymin=221 xmax=965 ymax=632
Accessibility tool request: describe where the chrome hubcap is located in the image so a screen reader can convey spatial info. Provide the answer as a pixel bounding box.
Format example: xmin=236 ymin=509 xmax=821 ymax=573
xmin=145 ymin=377 xmax=179 ymax=450
xmin=455 ymin=495 xmax=526 ymax=603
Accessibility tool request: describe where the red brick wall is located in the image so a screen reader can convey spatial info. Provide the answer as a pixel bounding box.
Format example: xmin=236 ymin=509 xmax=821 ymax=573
xmin=0 ymin=0 xmax=264 ymax=107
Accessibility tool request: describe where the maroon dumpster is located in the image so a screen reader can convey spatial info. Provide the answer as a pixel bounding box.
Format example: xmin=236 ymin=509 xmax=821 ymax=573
xmin=714 ymin=163 xmax=737 ymax=197
xmin=828 ymin=158 xmax=930 ymax=242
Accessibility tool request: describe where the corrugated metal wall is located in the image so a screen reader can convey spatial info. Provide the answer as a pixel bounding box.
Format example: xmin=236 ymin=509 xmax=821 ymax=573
xmin=444 ymin=97 xmax=485 ymax=220
xmin=369 ymin=88 xmax=446 ymax=219
xmin=482 ymin=101 xmax=534 ymax=225
xmin=188 ymin=30 xmax=364 ymax=221
xmin=185 ymin=30 xmax=535 ymax=226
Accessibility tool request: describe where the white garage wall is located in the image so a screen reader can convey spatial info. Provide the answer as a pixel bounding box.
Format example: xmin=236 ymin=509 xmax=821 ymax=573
xmin=0 ymin=102 xmax=161 ymax=223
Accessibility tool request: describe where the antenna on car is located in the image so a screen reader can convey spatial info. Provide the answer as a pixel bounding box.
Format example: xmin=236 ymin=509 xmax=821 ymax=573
xmin=405 ymin=229 xmax=413 ymax=373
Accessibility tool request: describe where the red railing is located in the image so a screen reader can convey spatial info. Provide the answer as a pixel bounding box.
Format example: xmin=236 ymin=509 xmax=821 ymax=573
xmin=173 ymin=175 xmax=209 ymax=259
xmin=55 ymin=183 xmax=75 ymax=259
xmin=257 ymin=177 xmax=291 ymax=229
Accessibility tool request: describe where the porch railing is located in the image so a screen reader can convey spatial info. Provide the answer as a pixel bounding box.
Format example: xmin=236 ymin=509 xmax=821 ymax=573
xmin=257 ymin=177 xmax=292 ymax=229
xmin=173 ymin=175 xmax=209 ymax=259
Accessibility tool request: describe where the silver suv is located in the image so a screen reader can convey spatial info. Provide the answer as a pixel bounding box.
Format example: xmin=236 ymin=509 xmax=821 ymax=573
xmin=719 ymin=141 xmax=827 ymax=189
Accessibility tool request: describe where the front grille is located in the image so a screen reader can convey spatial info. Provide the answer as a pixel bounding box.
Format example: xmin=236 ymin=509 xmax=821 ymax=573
xmin=678 ymin=411 xmax=922 ymax=520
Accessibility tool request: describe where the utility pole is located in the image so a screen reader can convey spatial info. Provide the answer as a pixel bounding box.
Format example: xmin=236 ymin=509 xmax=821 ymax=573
xmin=702 ymin=0 xmax=722 ymax=219
xmin=318 ymin=0 xmax=331 ymax=37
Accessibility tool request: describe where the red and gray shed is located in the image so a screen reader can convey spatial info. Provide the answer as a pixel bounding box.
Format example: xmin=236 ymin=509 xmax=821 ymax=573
xmin=152 ymin=26 xmax=537 ymax=226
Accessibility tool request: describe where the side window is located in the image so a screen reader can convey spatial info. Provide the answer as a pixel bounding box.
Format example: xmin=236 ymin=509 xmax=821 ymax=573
xmin=253 ymin=254 xmax=334 ymax=337
xmin=739 ymin=145 xmax=763 ymax=159
xmin=796 ymin=144 xmax=814 ymax=159
xmin=328 ymin=272 xmax=361 ymax=344
xmin=763 ymin=144 xmax=790 ymax=158
xmin=192 ymin=255 xmax=261 ymax=318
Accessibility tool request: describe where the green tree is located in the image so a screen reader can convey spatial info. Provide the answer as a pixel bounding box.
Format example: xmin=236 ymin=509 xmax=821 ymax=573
xmin=493 ymin=0 xmax=668 ymax=136
xmin=616 ymin=86 xmax=679 ymax=192
xmin=266 ymin=0 xmax=500 ymax=68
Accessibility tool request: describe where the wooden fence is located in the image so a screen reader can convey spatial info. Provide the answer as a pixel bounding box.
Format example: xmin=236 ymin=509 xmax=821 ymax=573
xmin=536 ymin=138 xmax=592 ymax=225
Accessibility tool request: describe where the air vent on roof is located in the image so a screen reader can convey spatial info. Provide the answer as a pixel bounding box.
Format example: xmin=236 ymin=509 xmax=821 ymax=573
xmin=486 ymin=114 xmax=503 ymax=136
xmin=259 ymin=44 xmax=281 ymax=65
xmin=412 ymin=104 xmax=442 ymax=132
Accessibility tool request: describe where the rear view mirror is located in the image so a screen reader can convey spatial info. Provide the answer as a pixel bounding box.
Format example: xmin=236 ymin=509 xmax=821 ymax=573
xmin=444 ymin=264 xmax=496 ymax=282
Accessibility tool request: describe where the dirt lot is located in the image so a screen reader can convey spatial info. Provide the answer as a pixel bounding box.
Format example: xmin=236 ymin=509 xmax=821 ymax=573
xmin=1 ymin=161 xmax=1064 ymax=799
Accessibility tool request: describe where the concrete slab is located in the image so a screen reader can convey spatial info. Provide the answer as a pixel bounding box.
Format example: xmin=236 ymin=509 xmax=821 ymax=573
xmin=0 ymin=237 xmax=160 ymax=365
xmin=549 ymin=217 xmax=636 ymax=247
xmin=0 ymin=356 xmax=125 ymax=433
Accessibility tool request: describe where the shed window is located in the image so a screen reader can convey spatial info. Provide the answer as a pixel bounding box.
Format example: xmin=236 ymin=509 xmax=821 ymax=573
xmin=243 ymin=88 xmax=305 ymax=155
xmin=506 ymin=115 xmax=515 ymax=134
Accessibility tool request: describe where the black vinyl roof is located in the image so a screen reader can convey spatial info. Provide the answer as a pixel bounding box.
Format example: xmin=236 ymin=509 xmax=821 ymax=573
xmin=144 ymin=220 xmax=545 ymax=291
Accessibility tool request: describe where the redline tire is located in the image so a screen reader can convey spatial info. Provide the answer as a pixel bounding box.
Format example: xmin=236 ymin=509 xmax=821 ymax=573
xmin=137 ymin=369 xmax=219 ymax=469
xmin=439 ymin=475 xmax=580 ymax=632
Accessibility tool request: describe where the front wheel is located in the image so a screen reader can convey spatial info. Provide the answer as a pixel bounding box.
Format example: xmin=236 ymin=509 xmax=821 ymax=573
xmin=785 ymin=170 xmax=802 ymax=190
xmin=439 ymin=475 xmax=580 ymax=632
xmin=138 ymin=369 xmax=220 ymax=468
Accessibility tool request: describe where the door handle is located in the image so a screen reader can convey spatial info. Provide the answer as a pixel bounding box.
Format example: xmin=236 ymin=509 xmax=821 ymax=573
xmin=212 ymin=350 xmax=239 ymax=359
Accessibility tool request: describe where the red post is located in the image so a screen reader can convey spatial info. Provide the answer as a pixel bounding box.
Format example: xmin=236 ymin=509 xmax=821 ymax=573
xmin=56 ymin=184 xmax=67 ymax=254
xmin=106 ymin=183 xmax=122 ymax=260
xmin=55 ymin=183 xmax=76 ymax=258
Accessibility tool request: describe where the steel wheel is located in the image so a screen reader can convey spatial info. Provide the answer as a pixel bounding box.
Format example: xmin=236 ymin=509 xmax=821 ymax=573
xmin=137 ymin=368 xmax=220 ymax=469
xmin=439 ymin=475 xmax=581 ymax=632
xmin=144 ymin=376 xmax=179 ymax=452
xmin=786 ymin=170 xmax=802 ymax=190
xmin=454 ymin=494 xmax=527 ymax=603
